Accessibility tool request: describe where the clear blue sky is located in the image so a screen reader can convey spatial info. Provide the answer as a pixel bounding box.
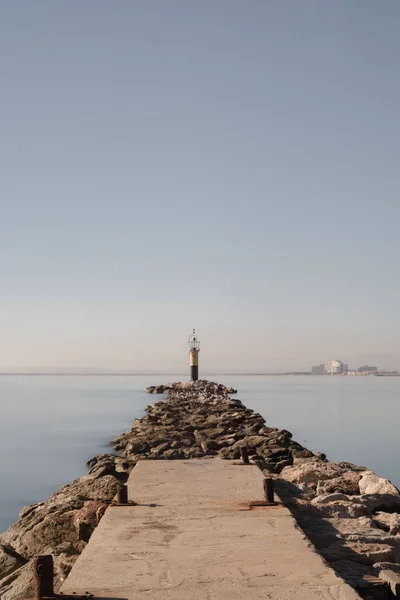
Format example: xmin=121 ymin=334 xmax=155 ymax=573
xmin=1 ymin=1 xmax=399 ymax=372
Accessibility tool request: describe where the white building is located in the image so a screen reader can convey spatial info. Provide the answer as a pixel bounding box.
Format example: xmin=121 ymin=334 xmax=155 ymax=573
xmin=324 ymin=359 xmax=343 ymax=374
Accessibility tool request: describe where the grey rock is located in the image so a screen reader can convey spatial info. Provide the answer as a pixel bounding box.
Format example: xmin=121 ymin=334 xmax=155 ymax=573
xmin=280 ymin=458 xmax=344 ymax=484
xmin=274 ymin=458 xmax=294 ymax=473
xmin=359 ymin=471 xmax=400 ymax=496
xmin=0 ymin=563 xmax=34 ymax=600
xmin=316 ymin=471 xmax=362 ymax=496
xmin=0 ymin=545 xmax=27 ymax=579
xmin=390 ymin=513 xmax=400 ymax=535
xmin=377 ymin=569 xmax=400 ymax=596
xmin=321 ymin=541 xmax=396 ymax=565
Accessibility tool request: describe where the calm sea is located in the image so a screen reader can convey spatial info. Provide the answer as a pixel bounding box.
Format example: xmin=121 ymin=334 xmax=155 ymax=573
xmin=0 ymin=374 xmax=398 ymax=532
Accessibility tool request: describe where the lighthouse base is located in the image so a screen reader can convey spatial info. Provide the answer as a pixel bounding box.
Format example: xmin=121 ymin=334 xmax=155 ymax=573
xmin=191 ymin=365 xmax=199 ymax=381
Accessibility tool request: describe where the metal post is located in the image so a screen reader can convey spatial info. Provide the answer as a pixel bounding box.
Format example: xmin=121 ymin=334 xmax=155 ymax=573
xmin=117 ymin=483 xmax=128 ymax=504
xmin=33 ymin=555 xmax=54 ymax=600
xmin=240 ymin=446 xmax=249 ymax=464
xmin=263 ymin=478 xmax=274 ymax=504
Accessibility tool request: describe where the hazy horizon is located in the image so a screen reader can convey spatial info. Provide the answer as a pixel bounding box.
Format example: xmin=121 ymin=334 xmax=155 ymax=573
xmin=2 ymin=1 xmax=400 ymax=372
xmin=0 ymin=351 xmax=396 ymax=375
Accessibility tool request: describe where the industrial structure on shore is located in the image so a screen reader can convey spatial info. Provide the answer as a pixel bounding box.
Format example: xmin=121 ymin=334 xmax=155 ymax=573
xmin=311 ymin=361 xmax=378 ymax=375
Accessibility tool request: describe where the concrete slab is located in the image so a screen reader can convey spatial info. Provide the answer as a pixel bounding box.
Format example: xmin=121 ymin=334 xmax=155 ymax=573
xmin=127 ymin=459 xmax=268 ymax=507
xmin=62 ymin=460 xmax=361 ymax=599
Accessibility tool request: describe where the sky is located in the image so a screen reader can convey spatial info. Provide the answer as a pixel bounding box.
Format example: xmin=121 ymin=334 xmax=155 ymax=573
xmin=1 ymin=1 xmax=400 ymax=373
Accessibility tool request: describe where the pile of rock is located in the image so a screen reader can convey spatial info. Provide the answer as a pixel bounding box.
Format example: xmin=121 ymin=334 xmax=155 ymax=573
xmin=276 ymin=459 xmax=400 ymax=598
xmin=113 ymin=380 xmax=310 ymax=467
xmin=146 ymin=380 xmax=237 ymax=395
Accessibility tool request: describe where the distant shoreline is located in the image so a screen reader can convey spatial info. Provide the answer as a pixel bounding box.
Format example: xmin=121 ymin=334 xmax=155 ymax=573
xmin=0 ymin=372 xmax=291 ymax=376
xmin=0 ymin=372 xmax=398 ymax=377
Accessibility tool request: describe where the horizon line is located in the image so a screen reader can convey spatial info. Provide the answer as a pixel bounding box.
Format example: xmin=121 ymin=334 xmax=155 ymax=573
xmin=0 ymin=371 xmax=301 ymax=376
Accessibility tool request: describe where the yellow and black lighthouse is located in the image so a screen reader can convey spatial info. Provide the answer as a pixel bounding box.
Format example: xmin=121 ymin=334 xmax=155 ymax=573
xmin=188 ymin=329 xmax=200 ymax=381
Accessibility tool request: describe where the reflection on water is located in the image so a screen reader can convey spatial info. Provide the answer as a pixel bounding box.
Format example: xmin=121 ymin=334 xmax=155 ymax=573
xmin=0 ymin=374 xmax=398 ymax=532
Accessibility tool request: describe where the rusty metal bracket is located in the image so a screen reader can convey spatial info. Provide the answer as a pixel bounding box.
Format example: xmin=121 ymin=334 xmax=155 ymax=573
xmin=240 ymin=446 xmax=250 ymax=464
xmin=29 ymin=593 xmax=93 ymax=599
xmin=27 ymin=555 xmax=94 ymax=600
xmin=249 ymin=477 xmax=278 ymax=507
xmin=228 ymin=447 xmax=253 ymax=465
xmin=107 ymin=483 xmax=138 ymax=506
xmin=57 ymin=594 xmax=93 ymax=599
xmin=117 ymin=483 xmax=128 ymax=504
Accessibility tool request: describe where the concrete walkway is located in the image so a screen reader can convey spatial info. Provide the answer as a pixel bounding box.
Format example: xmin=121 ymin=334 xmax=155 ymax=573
xmin=61 ymin=459 xmax=361 ymax=599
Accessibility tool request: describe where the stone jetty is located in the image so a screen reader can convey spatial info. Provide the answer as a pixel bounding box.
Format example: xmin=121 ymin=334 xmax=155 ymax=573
xmin=61 ymin=459 xmax=360 ymax=600
xmin=1 ymin=380 xmax=400 ymax=599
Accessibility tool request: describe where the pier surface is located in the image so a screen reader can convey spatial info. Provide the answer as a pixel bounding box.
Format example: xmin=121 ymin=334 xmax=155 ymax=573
xmin=61 ymin=459 xmax=360 ymax=599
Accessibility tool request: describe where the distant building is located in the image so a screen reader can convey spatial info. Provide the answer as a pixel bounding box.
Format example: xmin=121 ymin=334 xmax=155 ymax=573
xmin=324 ymin=360 xmax=344 ymax=374
xmin=311 ymin=364 xmax=326 ymax=375
xmin=358 ymin=365 xmax=377 ymax=373
xmin=311 ymin=360 xmax=349 ymax=375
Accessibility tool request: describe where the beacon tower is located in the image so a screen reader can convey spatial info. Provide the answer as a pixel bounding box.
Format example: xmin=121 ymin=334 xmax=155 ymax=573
xmin=188 ymin=329 xmax=200 ymax=381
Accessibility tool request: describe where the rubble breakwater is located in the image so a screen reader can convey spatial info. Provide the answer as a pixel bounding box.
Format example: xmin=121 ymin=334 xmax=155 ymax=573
xmin=1 ymin=380 xmax=400 ymax=599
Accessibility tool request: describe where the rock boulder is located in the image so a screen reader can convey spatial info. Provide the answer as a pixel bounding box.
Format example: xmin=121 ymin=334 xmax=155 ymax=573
xmin=359 ymin=471 xmax=399 ymax=496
